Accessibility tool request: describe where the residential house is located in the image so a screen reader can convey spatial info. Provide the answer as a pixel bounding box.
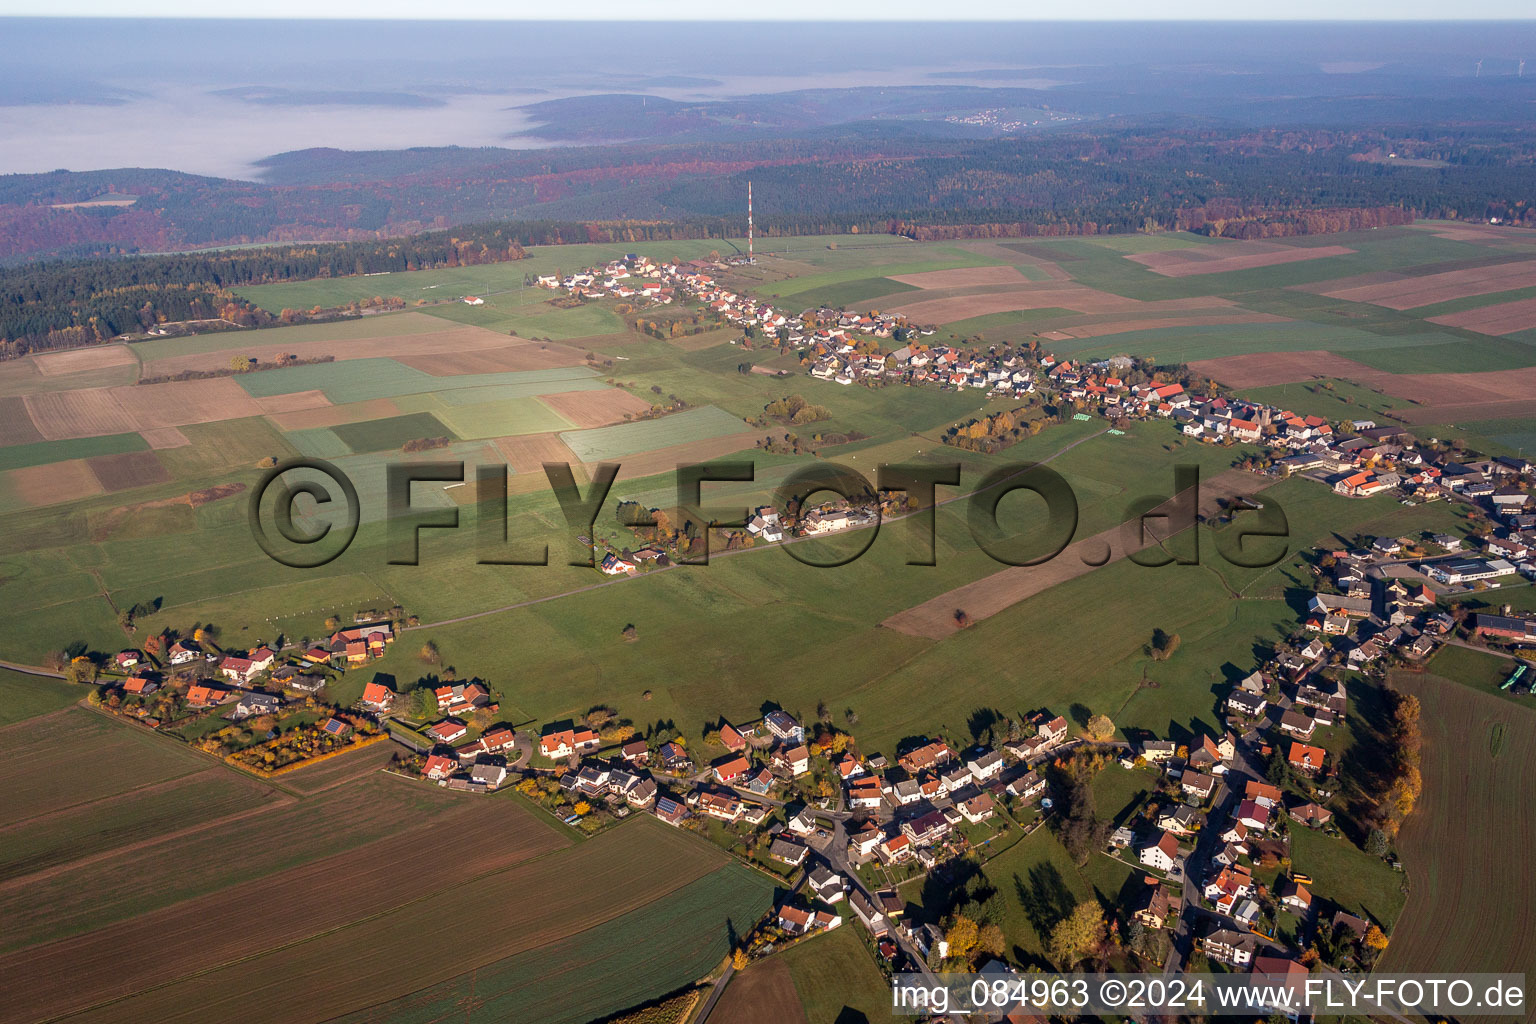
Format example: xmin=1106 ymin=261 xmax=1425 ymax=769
xmin=763 ymin=710 xmax=804 ymax=744
xmin=966 ymin=750 xmax=1004 ymax=782
xmin=713 ymin=754 xmax=752 ymax=785
xmin=1140 ymin=831 xmax=1183 ymax=873
xmin=772 ymin=744 xmax=810 ymax=777
xmin=1278 ymin=878 xmax=1313 ymax=914
xmin=959 ymin=793 xmax=996 ymax=824
xmin=1201 ymin=926 xmax=1261 ymax=967
xmin=777 ymin=904 xmax=838 ymax=936
xmin=426 ymin=719 xmax=468 ymax=745
xmin=769 ymin=836 xmax=808 ymax=867
xmin=1181 ymin=771 xmax=1217 ymax=801
xmin=1227 ymin=690 xmax=1267 ymax=718
xmin=1288 ymin=742 xmax=1326 ymax=774
xmin=539 ymin=725 xmax=601 ymax=760
xmin=808 ymin=865 xmax=847 ymax=904
xmin=849 ymin=890 xmax=889 ymax=938
xmin=1278 ymin=709 xmax=1317 ymax=741
xmin=1158 ymin=804 xmax=1202 ymax=836
xmin=1132 ymin=879 xmax=1175 ymax=930
xmin=185 ymin=683 xmax=230 ymax=708
xmin=360 ymin=681 xmax=395 ymax=712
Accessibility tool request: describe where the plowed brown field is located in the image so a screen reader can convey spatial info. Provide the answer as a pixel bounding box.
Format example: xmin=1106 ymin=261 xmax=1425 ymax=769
xmin=1128 ymin=243 xmax=1354 ymax=277
xmin=539 ymin=388 xmax=654 ymax=428
xmin=1428 ymin=296 xmax=1536 ymax=336
xmin=1384 ymin=672 xmax=1536 ymax=977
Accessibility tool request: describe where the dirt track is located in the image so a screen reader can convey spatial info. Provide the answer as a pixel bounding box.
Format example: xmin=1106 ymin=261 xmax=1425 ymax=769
xmin=882 ymin=468 xmax=1273 ymax=640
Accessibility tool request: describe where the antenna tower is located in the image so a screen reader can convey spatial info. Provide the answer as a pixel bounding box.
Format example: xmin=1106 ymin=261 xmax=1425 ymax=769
xmin=747 ymin=180 xmax=754 ymax=262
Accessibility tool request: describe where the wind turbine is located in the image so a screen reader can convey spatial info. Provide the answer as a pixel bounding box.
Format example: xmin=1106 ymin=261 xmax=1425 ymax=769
xmin=1476 ymin=59 xmax=1483 ymax=77
xmin=1520 ymin=59 xmax=1527 ymax=78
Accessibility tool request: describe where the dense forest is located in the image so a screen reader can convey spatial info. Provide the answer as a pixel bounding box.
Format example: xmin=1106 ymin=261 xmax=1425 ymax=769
xmin=0 ymin=229 xmax=527 ymax=354
xmin=3 ymin=119 xmax=1533 ymax=263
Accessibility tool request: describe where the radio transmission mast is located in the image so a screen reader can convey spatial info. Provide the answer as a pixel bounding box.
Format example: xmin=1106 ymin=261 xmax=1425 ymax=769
xmin=747 ymin=180 xmax=755 ymax=262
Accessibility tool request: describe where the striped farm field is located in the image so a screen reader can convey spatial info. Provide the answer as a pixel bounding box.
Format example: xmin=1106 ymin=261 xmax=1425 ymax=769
xmin=235 ymin=359 xmax=601 ymax=405
xmin=1385 ymin=672 xmax=1536 ymax=977
xmin=332 ymin=858 xmax=778 ymax=1024
xmin=559 ymin=405 xmax=753 ymax=462
xmin=8 ymin=816 xmax=753 ymax=1024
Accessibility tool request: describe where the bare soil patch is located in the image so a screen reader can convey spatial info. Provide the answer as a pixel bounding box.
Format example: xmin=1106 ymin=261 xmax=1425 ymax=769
xmin=707 ymin=957 xmax=809 ymax=1024
xmin=252 ymin=389 xmax=332 ymax=414
xmin=492 ymin=432 xmax=584 ymax=475
xmin=884 ymin=469 xmax=1273 ymax=640
xmin=110 ymin=378 xmax=265 ymax=430
xmin=539 ymin=389 xmax=654 ymax=429
xmin=86 ymin=450 xmax=169 ymax=492
xmin=188 ymin=482 xmax=248 ymax=508
xmin=6 ymin=458 xmax=105 ymax=506
xmin=891 ymin=285 xmax=1231 ymax=324
xmin=0 ymin=795 xmax=569 ymax=1024
xmin=23 ymin=388 xmax=138 ymax=440
xmin=1 ymin=818 xmax=719 ymax=1024
xmin=1316 ymin=258 xmax=1536 ymax=309
xmin=1128 ymin=244 xmax=1355 ymax=277
xmin=889 ymin=265 xmax=1033 ymax=289
xmin=394 ymin=340 xmax=590 ymax=375
xmin=1188 ymin=350 xmax=1395 ymax=390
xmin=607 ymin=430 xmax=765 ymax=481
xmin=139 ymin=426 xmax=190 ymax=449
xmin=266 ymin=397 xmax=400 ymax=431
xmin=33 ymin=345 xmax=138 ymax=376
xmin=1428 ymin=296 xmax=1536 ymax=336
xmin=0 ymin=396 xmax=44 ymax=446
xmin=138 ymin=323 xmax=525 ymax=377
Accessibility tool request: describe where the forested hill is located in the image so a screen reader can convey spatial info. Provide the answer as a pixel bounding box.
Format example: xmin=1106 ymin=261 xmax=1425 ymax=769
xmin=0 ymin=229 xmax=529 ymax=354
xmin=2 ymin=116 xmax=1534 ymax=263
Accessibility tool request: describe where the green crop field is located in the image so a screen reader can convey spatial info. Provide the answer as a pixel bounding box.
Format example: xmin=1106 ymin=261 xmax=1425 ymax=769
xmin=236 ymin=359 xmax=603 ymax=405
xmin=0 ymin=668 xmax=82 ymax=727
xmin=1423 ymin=643 xmax=1532 ymax=708
xmin=0 ymin=432 xmax=149 ymax=469
xmin=336 ymin=860 xmax=777 ymax=1024
xmin=1385 ymin=673 xmax=1536 ymax=977
xmin=780 ymin=924 xmax=897 ymax=1023
xmin=772 ymin=275 xmax=918 ymax=309
xmin=559 ymin=405 xmax=751 ymax=461
xmin=330 ymin=412 xmax=458 ymax=452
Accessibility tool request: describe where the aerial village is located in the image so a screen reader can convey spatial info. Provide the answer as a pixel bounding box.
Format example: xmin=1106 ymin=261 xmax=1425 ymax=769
xmin=57 ymin=251 xmax=1536 ymax=996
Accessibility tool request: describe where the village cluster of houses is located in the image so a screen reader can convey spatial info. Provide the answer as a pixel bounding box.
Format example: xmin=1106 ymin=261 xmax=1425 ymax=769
xmin=102 ymin=621 xmax=399 ymax=725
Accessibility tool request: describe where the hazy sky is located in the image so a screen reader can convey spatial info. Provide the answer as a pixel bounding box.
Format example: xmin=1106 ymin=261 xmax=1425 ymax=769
xmin=1 ymin=1 xmax=1532 ymax=18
